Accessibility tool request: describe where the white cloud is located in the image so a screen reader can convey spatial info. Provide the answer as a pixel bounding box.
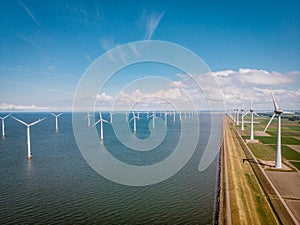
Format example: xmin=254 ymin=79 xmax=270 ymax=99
xmin=209 ymin=68 xmax=300 ymax=110
xmin=0 ymin=103 xmax=47 ymax=111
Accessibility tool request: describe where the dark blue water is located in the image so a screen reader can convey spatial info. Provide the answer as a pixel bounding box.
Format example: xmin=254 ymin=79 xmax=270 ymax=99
xmin=0 ymin=112 xmax=219 ymax=224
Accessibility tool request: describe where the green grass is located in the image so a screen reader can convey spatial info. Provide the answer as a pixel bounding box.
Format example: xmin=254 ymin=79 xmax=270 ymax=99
xmin=269 ymin=145 xmax=300 ymax=160
xmin=248 ymin=143 xmax=276 ymax=160
xmin=254 ymin=136 xmax=300 ymax=145
xmin=290 ymin=161 xmax=300 ymax=170
xmin=266 ymin=131 xmax=300 ymax=137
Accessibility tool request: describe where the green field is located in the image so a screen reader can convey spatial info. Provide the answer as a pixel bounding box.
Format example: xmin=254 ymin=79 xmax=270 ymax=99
xmin=269 ymin=145 xmax=300 ymax=160
xmin=290 ymin=161 xmax=300 ymax=170
xmin=237 ymin=115 xmax=300 ymax=165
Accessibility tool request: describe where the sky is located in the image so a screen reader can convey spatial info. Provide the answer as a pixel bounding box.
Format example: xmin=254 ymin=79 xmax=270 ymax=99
xmin=0 ymin=0 xmax=299 ymax=111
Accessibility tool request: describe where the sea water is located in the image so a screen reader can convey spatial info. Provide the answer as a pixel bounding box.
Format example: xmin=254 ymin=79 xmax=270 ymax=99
xmin=0 ymin=112 xmax=220 ymax=224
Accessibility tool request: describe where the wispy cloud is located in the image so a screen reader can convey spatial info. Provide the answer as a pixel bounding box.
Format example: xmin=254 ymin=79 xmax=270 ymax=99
xmin=144 ymin=10 xmax=165 ymax=40
xmin=3 ymin=79 xmax=32 ymax=87
xmin=99 ymin=38 xmax=128 ymax=63
xmin=18 ymin=0 xmax=41 ymax=27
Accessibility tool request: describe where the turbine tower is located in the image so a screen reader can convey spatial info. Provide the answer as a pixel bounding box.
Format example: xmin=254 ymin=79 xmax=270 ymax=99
xmin=12 ymin=116 xmax=45 ymax=159
xmin=244 ymin=100 xmax=259 ymax=141
xmin=109 ymin=112 xmax=113 ymax=124
xmin=241 ymin=103 xmax=245 ymax=130
xmin=50 ymin=113 xmax=62 ymax=131
xmin=264 ymin=93 xmax=290 ymax=168
xmin=129 ymin=112 xmax=139 ymax=133
xmin=93 ymin=111 xmax=109 ymax=140
xmin=148 ymin=110 xmax=157 ymax=128
xmin=0 ymin=114 xmax=11 ymax=137
xmin=164 ymin=111 xmax=169 ymax=125
xmin=86 ymin=112 xmax=93 ymax=128
xmin=236 ymin=108 xmax=240 ymax=125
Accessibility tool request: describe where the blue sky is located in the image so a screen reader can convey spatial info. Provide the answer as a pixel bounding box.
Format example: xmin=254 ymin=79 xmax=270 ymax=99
xmin=0 ymin=0 xmax=299 ymax=111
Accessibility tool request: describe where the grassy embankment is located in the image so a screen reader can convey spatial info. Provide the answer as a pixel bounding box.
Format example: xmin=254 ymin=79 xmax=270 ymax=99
xmin=223 ymin=117 xmax=279 ymax=224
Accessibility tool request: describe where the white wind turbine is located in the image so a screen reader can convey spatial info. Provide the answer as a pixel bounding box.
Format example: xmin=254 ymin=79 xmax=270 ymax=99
xmin=109 ymin=112 xmax=113 ymax=124
xmin=129 ymin=112 xmax=139 ymax=133
xmin=244 ymin=100 xmax=259 ymax=141
xmin=86 ymin=112 xmax=93 ymax=128
xmin=12 ymin=116 xmax=46 ymax=159
xmin=164 ymin=111 xmax=169 ymax=125
xmin=264 ymin=93 xmax=291 ymax=168
xmin=240 ymin=103 xmax=245 ymax=130
xmin=93 ymin=111 xmax=109 ymax=140
xmin=50 ymin=113 xmax=62 ymax=131
xmin=173 ymin=111 xmax=176 ymax=123
xmin=0 ymin=114 xmax=11 ymax=137
xmin=148 ymin=110 xmax=157 ymax=128
xmin=236 ymin=108 xmax=240 ymax=125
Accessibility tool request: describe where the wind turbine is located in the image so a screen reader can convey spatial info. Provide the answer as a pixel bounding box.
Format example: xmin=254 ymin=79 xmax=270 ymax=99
xmin=50 ymin=113 xmax=62 ymax=131
xmin=11 ymin=116 xmax=45 ymax=159
xmin=240 ymin=103 xmax=245 ymax=130
xmin=129 ymin=112 xmax=139 ymax=133
xmin=173 ymin=111 xmax=176 ymax=123
xmin=0 ymin=114 xmax=11 ymax=137
xmin=244 ymin=100 xmax=259 ymax=141
xmin=86 ymin=112 xmax=93 ymax=128
xmin=164 ymin=111 xmax=169 ymax=125
xmin=148 ymin=110 xmax=157 ymax=128
xmin=236 ymin=108 xmax=240 ymax=125
xmin=264 ymin=93 xmax=291 ymax=168
xmin=93 ymin=111 xmax=109 ymax=140
xmin=109 ymin=112 xmax=113 ymax=124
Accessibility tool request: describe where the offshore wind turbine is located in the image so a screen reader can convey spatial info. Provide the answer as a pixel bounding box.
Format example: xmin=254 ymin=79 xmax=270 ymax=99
xmin=264 ymin=93 xmax=292 ymax=168
xmin=109 ymin=112 xmax=113 ymax=124
xmin=129 ymin=112 xmax=139 ymax=133
xmin=50 ymin=113 xmax=62 ymax=131
xmin=148 ymin=110 xmax=157 ymax=128
xmin=164 ymin=111 xmax=169 ymax=125
xmin=173 ymin=111 xmax=176 ymax=123
xmin=86 ymin=112 xmax=93 ymax=128
xmin=93 ymin=111 xmax=109 ymax=140
xmin=0 ymin=114 xmax=11 ymax=137
xmin=11 ymin=116 xmax=45 ymax=159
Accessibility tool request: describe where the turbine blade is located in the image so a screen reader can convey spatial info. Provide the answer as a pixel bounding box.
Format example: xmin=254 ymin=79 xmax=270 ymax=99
xmin=3 ymin=114 xmax=11 ymax=119
xmin=102 ymin=119 xmax=109 ymax=123
xmin=254 ymin=112 xmax=260 ymax=117
xmin=50 ymin=113 xmax=56 ymax=117
xmin=250 ymin=99 xmax=253 ymax=111
xmin=283 ymin=111 xmax=294 ymax=115
xmin=264 ymin=113 xmax=276 ymax=133
xmin=57 ymin=113 xmax=63 ymax=117
xmin=29 ymin=118 xmax=46 ymax=126
xmin=129 ymin=117 xmax=134 ymax=123
xmin=92 ymin=120 xmax=101 ymax=127
xmin=11 ymin=116 xmax=28 ymax=126
xmin=243 ymin=111 xmax=249 ymax=117
xmin=271 ymin=93 xmax=279 ymax=110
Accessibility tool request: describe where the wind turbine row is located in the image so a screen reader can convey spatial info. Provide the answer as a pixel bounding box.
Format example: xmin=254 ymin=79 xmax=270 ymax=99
xmin=230 ymin=93 xmax=292 ymax=169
